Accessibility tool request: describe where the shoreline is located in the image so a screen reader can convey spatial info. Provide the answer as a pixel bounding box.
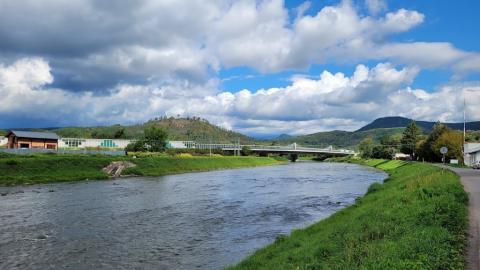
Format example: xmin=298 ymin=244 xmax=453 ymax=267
xmin=0 ymin=155 xmax=287 ymax=186
xmin=229 ymin=159 xmax=468 ymax=269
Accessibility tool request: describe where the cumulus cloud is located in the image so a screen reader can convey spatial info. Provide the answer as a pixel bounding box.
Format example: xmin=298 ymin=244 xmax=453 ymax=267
xmin=1 ymin=0 xmax=479 ymax=91
xmin=1 ymin=58 xmax=477 ymax=135
xmin=1 ymin=1 xmax=480 ymax=134
xmin=365 ymin=0 xmax=387 ymax=15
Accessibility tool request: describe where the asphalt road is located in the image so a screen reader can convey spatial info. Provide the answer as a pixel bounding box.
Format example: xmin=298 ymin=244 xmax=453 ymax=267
xmin=447 ymin=166 xmax=480 ymax=270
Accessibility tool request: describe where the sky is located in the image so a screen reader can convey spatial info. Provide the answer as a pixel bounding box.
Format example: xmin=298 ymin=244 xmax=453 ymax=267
xmin=1 ymin=0 xmax=480 ymax=137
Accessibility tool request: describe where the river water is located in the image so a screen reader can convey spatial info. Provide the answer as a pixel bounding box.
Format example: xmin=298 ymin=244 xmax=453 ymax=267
xmin=0 ymin=162 xmax=386 ymax=270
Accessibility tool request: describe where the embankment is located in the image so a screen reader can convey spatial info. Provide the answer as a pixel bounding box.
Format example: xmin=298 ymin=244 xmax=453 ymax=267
xmin=0 ymin=153 xmax=285 ymax=186
xmin=229 ymin=159 xmax=468 ymax=269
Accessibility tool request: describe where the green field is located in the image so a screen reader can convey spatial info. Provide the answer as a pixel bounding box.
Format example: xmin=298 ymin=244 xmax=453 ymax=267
xmin=0 ymin=153 xmax=285 ymax=186
xmin=229 ymin=160 xmax=468 ymax=269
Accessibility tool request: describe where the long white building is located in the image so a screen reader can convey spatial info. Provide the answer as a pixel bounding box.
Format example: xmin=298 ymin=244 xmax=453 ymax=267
xmin=58 ymin=138 xmax=193 ymax=150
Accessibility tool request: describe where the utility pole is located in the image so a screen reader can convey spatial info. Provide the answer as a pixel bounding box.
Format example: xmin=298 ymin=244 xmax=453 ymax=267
xmin=463 ymin=97 xmax=466 ymax=165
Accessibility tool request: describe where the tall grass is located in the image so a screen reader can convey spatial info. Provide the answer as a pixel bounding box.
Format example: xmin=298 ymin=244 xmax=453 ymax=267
xmin=228 ymin=161 xmax=468 ymax=270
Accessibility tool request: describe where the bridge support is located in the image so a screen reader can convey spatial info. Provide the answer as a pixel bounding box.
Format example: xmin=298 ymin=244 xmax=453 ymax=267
xmin=288 ymin=154 xmax=298 ymax=162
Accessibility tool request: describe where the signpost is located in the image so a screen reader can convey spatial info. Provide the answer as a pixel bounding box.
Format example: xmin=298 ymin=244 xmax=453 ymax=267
xmin=440 ymin=147 xmax=448 ymax=173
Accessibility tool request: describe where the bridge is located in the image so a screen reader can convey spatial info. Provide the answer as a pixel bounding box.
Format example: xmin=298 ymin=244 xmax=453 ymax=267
xmin=185 ymin=142 xmax=355 ymax=161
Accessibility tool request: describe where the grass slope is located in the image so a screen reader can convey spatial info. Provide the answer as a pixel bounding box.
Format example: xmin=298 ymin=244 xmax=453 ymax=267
xmin=229 ymin=160 xmax=468 ymax=269
xmin=0 ymin=153 xmax=284 ymax=186
xmin=123 ymin=156 xmax=285 ymax=176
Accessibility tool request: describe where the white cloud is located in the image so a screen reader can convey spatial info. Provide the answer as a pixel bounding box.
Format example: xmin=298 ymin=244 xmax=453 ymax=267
xmin=365 ymin=0 xmax=387 ymax=15
xmin=2 ymin=58 xmax=477 ymax=135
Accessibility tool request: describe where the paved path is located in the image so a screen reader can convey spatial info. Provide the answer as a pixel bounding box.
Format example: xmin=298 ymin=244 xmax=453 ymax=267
xmin=446 ymin=166 xmax=480 ymax=270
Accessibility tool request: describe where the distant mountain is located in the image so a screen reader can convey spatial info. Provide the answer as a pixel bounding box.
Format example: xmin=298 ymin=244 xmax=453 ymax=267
xmin=357 ymin=116 xmax=480 ymax=132
xmin=1 ymin=117 xmax=254 ymax=143
xmin=277 ymin=128 xmax=405 ymax=149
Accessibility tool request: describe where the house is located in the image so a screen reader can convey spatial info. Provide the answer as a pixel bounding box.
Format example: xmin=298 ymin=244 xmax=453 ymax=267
xmin=464 ymin=143 xmax=480 ymax=166
xmin=7 ymin=130 xmax=59 ymax=149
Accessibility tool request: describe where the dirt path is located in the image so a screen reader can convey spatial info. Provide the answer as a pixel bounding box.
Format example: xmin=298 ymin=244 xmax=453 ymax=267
xmin=446 ymin=166 xmax=480 ymax=270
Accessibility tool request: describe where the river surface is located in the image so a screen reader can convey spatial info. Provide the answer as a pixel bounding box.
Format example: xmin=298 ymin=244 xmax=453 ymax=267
xmin=0 ymin=162 xmax=386 ymax=270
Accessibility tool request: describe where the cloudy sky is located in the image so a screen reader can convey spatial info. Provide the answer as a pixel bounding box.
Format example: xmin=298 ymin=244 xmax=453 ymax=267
xmin=1 ymin=0 xmax=480 ymax=136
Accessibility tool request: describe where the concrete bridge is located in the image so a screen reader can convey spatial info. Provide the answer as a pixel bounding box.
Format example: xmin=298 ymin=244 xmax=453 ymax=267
xmin=191 ymin=142 xmax=355 ymax=161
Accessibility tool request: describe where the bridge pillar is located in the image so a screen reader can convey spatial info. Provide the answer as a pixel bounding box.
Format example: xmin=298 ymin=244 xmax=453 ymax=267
xmin=288 ymin=153 xmax=298 ymax=162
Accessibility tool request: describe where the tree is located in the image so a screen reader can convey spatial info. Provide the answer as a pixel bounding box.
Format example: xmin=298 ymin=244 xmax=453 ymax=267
xmin=241 ymin=146 xmax=252 ymax=156
xmin=125 ymin=140 xmax=147 ymax=152
xmin=144 ymin=126 xmax=168 ymax=152
xmin=418 ymin=122 xmax=449 ymax=162
xmin=400 ymin=121 xmax=422 ymax=159
xmin=359 ymin=138 xmax=373 ymax=158
xmin=432 ymin=130 xmax=463 ymax=162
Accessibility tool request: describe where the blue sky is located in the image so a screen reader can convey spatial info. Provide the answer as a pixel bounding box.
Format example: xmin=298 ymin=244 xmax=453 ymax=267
xmin=1 ymin=0 xmax=479 ymax=136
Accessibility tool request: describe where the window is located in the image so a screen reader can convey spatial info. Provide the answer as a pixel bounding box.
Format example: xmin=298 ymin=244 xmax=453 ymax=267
xmin=19 ymin=143 xmax=29 ymax=149
xmin=46 ymin=144 xmax=56 ymax=149
xmin=62 ymin=139 xmax=85 ymax=148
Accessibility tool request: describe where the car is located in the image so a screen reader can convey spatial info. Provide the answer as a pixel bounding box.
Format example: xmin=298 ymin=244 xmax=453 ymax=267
xmin=473 ymin=161 xmax=480 ymax=170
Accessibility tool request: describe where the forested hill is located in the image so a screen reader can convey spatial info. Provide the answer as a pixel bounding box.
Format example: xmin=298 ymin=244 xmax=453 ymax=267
xmin=3 ymin=117 xmax=254 ymax=143
xmin=275 ymin=128 xmax=405 ymax=148
xmin=357 ymin=116 xmax=480 ymax=132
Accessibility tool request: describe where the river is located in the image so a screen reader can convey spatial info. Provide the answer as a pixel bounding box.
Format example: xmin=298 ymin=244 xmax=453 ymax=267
xmin=0 ymin=162 xmax=386 ymax=270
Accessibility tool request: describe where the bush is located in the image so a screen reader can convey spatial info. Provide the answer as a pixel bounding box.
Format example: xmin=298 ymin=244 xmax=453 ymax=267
xmin=5 ymin=160 xmax=18 ymax=166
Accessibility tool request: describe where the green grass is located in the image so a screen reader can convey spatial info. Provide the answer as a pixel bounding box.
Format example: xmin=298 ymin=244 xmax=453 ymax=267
xmin=0 ymin=154 xmax=285 ymax=186
xmin=123 ymin=156 xmax=285 ymax=176
xmin=0 ymin=154 xmax=115 ymax=185
xmin=228 ymin=160 xmax=468 ymax=270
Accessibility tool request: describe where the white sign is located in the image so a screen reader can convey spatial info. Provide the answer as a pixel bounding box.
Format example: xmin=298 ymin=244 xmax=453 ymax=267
xmin=440 ymin=147 xmax=448 ymax=155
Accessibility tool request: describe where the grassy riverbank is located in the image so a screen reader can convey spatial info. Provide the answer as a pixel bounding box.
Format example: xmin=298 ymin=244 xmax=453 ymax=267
xmin=229 ymin=159 xmax=468 ymax=269
xmin=0 ymin=153 xmax=285 ymax=186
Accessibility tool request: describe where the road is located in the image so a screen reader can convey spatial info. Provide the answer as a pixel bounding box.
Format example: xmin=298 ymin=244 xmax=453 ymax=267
xmin=447 ymin=166 xmax=480 ymax=270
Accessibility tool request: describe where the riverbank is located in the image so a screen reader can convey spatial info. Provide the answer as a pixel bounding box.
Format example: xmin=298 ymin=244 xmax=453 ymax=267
xmin=0 ymin=153 xmax=286 ymax=186
xmin=229 ymin=159 xmax=468 ymax=269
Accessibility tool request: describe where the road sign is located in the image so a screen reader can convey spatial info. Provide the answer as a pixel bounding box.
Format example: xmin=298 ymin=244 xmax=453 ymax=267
xmin=440 ymin=147 xmax=448 ymax=154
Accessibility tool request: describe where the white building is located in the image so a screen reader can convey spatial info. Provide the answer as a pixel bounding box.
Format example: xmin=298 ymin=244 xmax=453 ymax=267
xmin=0 ymin=136 xmax=7 ymax=147
xmin=58 ymin=138 xmax=193 ymax=150
xmin=464 ymin=143 xmax=480 ymax=166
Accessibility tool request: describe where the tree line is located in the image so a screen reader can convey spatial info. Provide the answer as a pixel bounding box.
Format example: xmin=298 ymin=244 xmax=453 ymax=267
xmin=359 ymin=121 xmax=463 ymax=162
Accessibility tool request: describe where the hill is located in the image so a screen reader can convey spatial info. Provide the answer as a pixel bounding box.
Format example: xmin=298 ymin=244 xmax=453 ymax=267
xmin=1 ymin=117 xmax=254 ymax=143
xmin=276 ymin=128 xmax=404 ymax=148
xmin=357 ymin=116 xmax=480 ymax=132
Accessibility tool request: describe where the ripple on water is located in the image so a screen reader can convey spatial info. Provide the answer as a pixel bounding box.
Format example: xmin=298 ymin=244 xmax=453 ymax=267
xmin=0 ymin=162 xmax=386 ymax=270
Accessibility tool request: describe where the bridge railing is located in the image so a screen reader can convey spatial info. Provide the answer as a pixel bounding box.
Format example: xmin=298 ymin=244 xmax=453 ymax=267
xmin=190 ymin=143 xmax=355 ymax=154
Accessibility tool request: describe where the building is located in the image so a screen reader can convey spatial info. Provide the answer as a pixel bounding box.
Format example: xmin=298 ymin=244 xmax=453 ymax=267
xmin=0 ymin=136 xmax=7 ymax=147
xmin=464 ymin=143 xmax=480 ymax=166
xmin=7 ymin=130 xmax=59 ymax=149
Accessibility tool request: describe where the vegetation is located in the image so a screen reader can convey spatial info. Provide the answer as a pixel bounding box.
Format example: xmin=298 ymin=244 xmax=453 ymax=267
xmin=357 ymin=116 xmax=480 ymax=132
xmin=5 ymin=117 xmax=254 ymax=143
xmin=277 ymin=127 xmax=405 ymax=148
xmin=400 ymin=121 xmax=422 ymax=158
xmin=415 ymin=123 xmax=463 ymax=162
xmin=230 ymin=160 xmax=468 ymax=269
xmin=125 ymin=125 xmax=168 ymax=152
xmin=0 ymin=154 xmax=285 ymax=186
xmin=123 ymin=156 xmax=284 ymax=177
xmin=0 ymin=154 xmax=114 ymax=185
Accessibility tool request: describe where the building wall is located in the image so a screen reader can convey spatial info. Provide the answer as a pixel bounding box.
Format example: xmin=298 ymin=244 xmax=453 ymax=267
xmin=59 ymin=138 xmax=133 ymax=149
xmin=58 ymin=138 xmax=193 ymax=150
xmin=13 ymin=138 xmax=58 ymax=149
xmin=0 ymin=137 xmax=7 ymax=147
xmin=465 ymin=143 xmax=480 ymax=166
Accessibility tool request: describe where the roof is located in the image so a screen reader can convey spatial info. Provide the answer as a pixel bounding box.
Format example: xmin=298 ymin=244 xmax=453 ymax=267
xmin=7 ymin=130 xmax=59 ymax=140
